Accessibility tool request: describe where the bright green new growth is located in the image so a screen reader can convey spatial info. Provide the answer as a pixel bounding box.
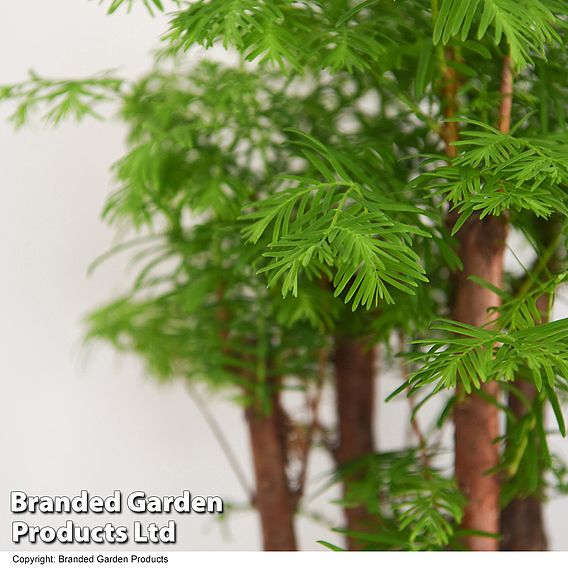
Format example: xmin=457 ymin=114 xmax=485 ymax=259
xmin=3 ymin=0 xmax=568 ymax=550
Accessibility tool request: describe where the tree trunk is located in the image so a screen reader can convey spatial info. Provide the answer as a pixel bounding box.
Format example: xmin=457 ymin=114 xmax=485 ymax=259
xmin=500 ymin=276 xmax=553 ymax=550
xmin=500 ymin=375 xmax=547 ymax=551
xmin=333 ymin=337 xmax=376 ymax=550
xmin=452 ymin=214 xmax=506 ymax=550
xmin=451 ymin=55 xmax=513 ymax=551
xmin=500 ymin=495 xmax=548 ymax=550
xmin=217 ymin=287 xmax=297 ymax=551
xmin=499 ymin=375 xmax=548 ymax=550
xmin=245 ymin=396 xmax=297 ymax=551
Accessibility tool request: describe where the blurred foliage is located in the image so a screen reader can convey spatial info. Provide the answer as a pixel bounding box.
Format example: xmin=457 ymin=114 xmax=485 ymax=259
xmin=2 ymin=0 xmax=568 ymax=550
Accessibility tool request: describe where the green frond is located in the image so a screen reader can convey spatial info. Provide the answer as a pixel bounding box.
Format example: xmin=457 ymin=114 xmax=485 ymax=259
xmin=404 ymin=317 xmax=568 ymax=430
xmin=333 ymin=451 xmax=465 ymax=550
xmin=0 ymin=71 xmax=123 ymax=126
xmin=243 ymin=131 xmax=431 ymax=310
xmin=422 ymin=126 xmax=568 ymax=229
xmin=163 ymin=0 xmax=313 ymax=70
xmin=433 ymin=0 xmax=561 ymax=67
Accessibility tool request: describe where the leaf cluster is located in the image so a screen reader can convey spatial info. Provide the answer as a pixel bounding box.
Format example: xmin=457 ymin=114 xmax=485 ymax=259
xmin=243 ymin=131 xmax=432 ymax=309
xmin=417 ymin=121 xmax=568 ymax=233
xmin=0 ymin=71 xmax=123 ymax=127
xmin=433 ymin=0 xmax=564 ymax=68
xmin=328 ymin=451 xmax=465 ymax=550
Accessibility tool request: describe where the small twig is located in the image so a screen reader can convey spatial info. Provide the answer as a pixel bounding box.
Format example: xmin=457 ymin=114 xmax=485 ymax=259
xmin=313 ymin=423 xmax=337 ymax=457
xmin=185 ymin=383 xmax=254 ymax=504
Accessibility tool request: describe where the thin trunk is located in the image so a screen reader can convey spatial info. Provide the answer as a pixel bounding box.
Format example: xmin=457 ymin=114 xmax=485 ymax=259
xmin=499 ymin=371 xmax=548 ymax=550
xmin=500 ymin=224 xmax=560 ymax=549
xmin=246 ymin=390 xmax=297 ymax=551
xmin=333 ymin=337 xmax=376 ymax=550
xmin=500 ymin=496 xmax=547 ymax=550
xmin=498 ymin=55 xmax=514 ymax=135
xmin=500 ymin=327 xmax=548 ymax=551
xmin=441 ymin=47 xmax=459 ymax=158
xmin=452 ymin=215 xmax=506 ymax=550
xmin=451 ymin=55 xmax=513 ymax=550
xmin=217 ymin=288 xmax=297 ymax=550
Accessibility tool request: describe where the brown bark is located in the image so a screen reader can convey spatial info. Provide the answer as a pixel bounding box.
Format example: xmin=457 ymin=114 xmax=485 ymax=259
xmin=333 ymin=338 xmax=376 ymax=550
xmin=441 ymin=48 xmax=460 ymax=158
xmin=452 ymin=215 xmax=507 ymax=551
xmin=500 ymin=356 xmax=547 ymax=551
xmin=245 ymin=392 xmax=297 ymax=551
xmin=498 ymin=55 xmax=513 ymax=135
xmin=500 ymin=495 xmax=548 ymax=550
xmin=216 ymin=289 xmax=296 ymax=550
xmin=450 ymin=55 xmax=513 ymax=551
xmin=499 ymin=373 xmax=548 ymax=550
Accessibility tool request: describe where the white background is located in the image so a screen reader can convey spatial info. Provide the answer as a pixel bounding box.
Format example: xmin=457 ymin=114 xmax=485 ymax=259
xmin=0 ymin=0 xmax=567 ymax=551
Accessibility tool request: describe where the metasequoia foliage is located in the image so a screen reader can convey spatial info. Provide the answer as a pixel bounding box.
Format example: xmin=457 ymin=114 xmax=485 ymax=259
xmin=3 ymin=0 xmax=568 ymax=551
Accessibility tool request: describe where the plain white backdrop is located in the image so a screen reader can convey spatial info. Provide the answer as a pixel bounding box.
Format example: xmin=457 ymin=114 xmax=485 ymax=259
xmin=1 ymin=0 xmax=567 ymax=551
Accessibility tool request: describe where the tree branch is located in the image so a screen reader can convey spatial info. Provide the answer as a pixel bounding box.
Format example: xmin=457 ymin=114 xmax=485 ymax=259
xmin=498 ymin=55 xmax=513 ymax=135
xmin=185 ymin=383 xmax=254 ymax=504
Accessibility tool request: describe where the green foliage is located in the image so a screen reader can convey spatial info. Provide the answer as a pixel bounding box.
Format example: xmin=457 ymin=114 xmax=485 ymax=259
xmin=497 ymin=385 xmax=552 ymax=505
xmin=3 ymin=0 xmax=568 ymax=551
xmin=402 ymin=318 xmax=568 ymax=396
xmin=329 ymin=451 xmax=466 ymax=550
xmin=243 ymin=131 xmax=431 ymax=308
xmin=163 ymin=0 xmax=431 ymax=73
xmin=417 ymin=122 xmax=568 ymax=233
xmin=487 ymin=270 xmax=568 ymax=332
xmin=97 ymin=0 xmax=184 ymax=15
xmin=433 ymin=0 xmax=561 ymax=68
xmin=164 ymin=0 xmax=310 ymax=69
xmin=0 ymin=71 xmax=122 ymax=126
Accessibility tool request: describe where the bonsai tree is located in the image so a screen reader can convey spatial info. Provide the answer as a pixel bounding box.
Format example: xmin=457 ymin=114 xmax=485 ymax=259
xmin=3 ymin=0 xmax=568 ymax=551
